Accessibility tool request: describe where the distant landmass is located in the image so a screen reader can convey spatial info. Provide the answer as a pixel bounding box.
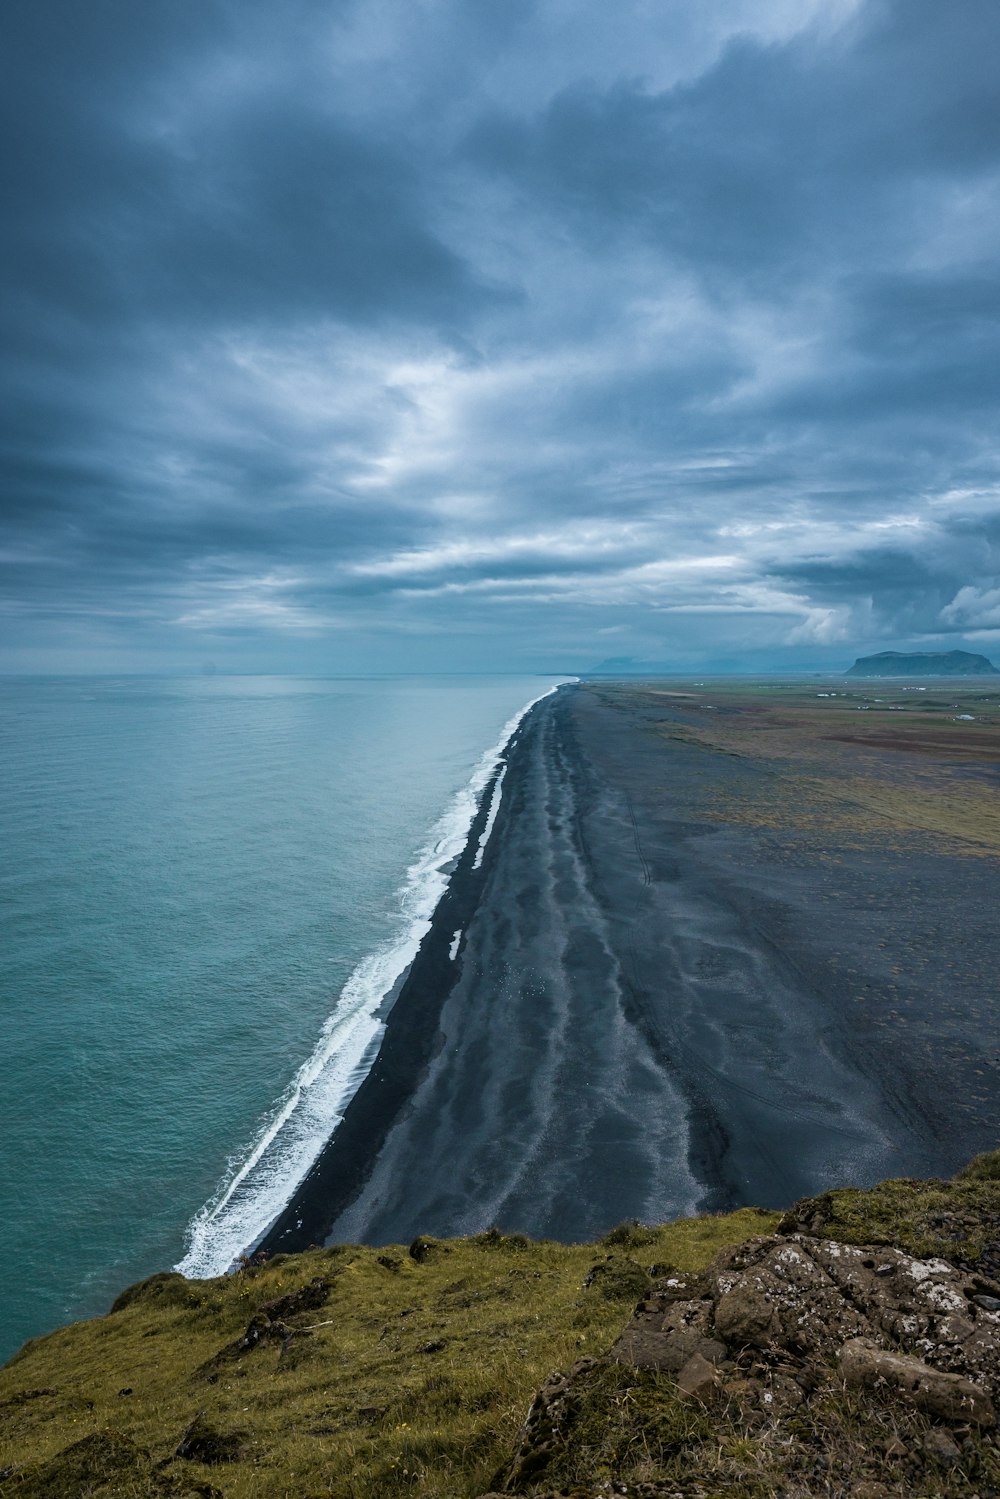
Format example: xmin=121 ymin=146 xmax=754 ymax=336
xmin=847 ymin=649 xmax=998 ymax=677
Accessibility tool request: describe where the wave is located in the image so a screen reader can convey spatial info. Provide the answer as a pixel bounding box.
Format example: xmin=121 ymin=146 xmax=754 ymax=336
xmin=175 ymin=685 xmax=560 ymax=1278
xmin=472 ymin=765 xmax=506 ymax=871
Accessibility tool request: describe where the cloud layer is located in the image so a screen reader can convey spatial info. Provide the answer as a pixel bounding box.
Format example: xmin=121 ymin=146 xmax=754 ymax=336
xmin=3 ymin=0 xmax=1000 ymax=671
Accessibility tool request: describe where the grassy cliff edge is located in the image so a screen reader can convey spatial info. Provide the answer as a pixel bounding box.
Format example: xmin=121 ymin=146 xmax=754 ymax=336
xmin=2 ymin=1157 xmax=999 ymax=1497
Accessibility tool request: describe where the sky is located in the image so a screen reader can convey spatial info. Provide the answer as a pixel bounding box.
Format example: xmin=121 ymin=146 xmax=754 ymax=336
xmin=3 ymin=0 xmax=1000 ymax=675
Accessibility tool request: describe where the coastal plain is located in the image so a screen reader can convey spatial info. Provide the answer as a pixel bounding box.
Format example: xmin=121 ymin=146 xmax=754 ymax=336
xmin=264 ymin=678 xmax=1000 ymax=1253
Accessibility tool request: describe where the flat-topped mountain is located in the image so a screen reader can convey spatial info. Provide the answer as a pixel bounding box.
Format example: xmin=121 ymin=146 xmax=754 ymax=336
xmin=847 ymin=649 xmax=998 ymax=676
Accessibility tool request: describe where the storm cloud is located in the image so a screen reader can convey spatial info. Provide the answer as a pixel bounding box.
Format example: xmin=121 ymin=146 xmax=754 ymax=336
xmin=3 ymin=0 xmax=999 ymax=671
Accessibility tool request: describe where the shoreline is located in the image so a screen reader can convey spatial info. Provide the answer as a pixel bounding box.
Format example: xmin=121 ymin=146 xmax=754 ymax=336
xmin=256 ymin=685 xmax=782 ymax=1253
xmin=177 ymin=684 xmax=562 ymax=1277
xmin=256 ymin=695 xmax=548 ymax=1254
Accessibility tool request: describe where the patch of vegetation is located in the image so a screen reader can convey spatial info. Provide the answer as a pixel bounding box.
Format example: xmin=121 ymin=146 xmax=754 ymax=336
xmin=599 ymin=1218 xmax=659 ymax=1251
xmin=958 ymin=1147 xmax=1000 ymax=1182
xmin=596 ymin=675 xmax=1000 ymax=857
xmin=510 ymin=1361 xmax=718 ymax=1492
xmin=497 ymin=1326 xmax=1000 ymax=1497
xmin=582 ymin=1255 xmax=650 ymax=1302
xmin=0 ymin=1209 xmax=777 ymax=1499
xmin=0 ymin=1431 xmax=156 ymax=1499
xmin=471 ymin=1228 xmax=530 ymax=1252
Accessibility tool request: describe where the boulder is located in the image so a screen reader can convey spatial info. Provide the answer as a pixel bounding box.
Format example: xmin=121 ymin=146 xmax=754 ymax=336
xmin=838 ymin=1337 xmax=993 ymax=1426
xmin=675 ymin=1351 xmax=720 ymax=1404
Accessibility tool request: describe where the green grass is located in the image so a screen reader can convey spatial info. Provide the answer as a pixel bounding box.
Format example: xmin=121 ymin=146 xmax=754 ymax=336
xmin=4 ymin=1164 xmax=1000 ymax=1497
xmin=779 ymin=1155 xmax=1000 ymax=1267
xmin=0 ymin=1208 xmax=776 ymax=1498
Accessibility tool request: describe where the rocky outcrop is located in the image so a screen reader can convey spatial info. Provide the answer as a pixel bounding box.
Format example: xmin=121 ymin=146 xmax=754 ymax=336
xmin=617 ymin=1234 xmax=1000 ymax=1406
xmin=201 ymin=1274 xmax=333 ymax=1368
xmin=490 ymin=1232 xmax=1000 ymax=1496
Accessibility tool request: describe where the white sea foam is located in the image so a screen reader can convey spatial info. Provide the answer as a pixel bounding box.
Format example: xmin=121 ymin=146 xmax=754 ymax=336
xmin=472 ymin=764 xmax=506 ymax=870
xmin=175 ymin=685 xmax=560 ymax=1279
xmin=449 ymin=930 xmax=462 ymax=961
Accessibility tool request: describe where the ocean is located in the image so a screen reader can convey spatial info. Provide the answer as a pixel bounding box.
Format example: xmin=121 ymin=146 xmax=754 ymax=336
xmin=0 ymin=674 xmax=563 ymax=1362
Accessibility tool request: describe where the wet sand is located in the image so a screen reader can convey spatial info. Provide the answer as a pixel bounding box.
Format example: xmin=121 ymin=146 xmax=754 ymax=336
xmin=260 ymin=682 xmax=1000 ymax=1253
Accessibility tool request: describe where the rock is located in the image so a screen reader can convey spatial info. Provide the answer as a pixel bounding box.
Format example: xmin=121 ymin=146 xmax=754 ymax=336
xmin=761 ymin=1370 xmax=805 ymax=1413
xmin=356 ymin=1404 xmax=386 ymax=1423
xmin=974 ymin=1293 xmax=1000 ymax=1311
xmin=200 ymin=1275 xmax=334 ymax=1371
xmin=704 ymin=1235 xmax=1000 ymax=1402
xmin=500 ymin=1357 xmax=597 ymax=1487
xmin=610 ymin=1284 xmax=726 ymax=1372
xmin=608 ymin=1234 xmax=1000 ymax=1406
xmin=713 ymin=1282 xmax=780 ymax=1346
xmin=838 ymin=1338 xmax=994 ymax=1426
xmin=793 ymin=1359 xmax=823 ymax=1394
xmin=675 ymin=1351 xmax=719 ymax=1404
xmin=409 ymin=1236 xmax=437 ymax=1263
xmin=259 ymin=1275 xmax=331 ymax=1321
xmin=493 ymin=1229 xmax=1000 ymax=1494
xmin=706 ymin=1236 xmax=868 ymax=1355
xmin=205 ymin=1312 xmax=290 ymax=1367
xmin=923 ymin=1427 xmax=962 ymax=1465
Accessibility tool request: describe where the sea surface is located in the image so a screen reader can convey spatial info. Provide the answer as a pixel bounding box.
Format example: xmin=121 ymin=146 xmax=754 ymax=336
xmin=0 ymin=674 xmax=562 ymax=1361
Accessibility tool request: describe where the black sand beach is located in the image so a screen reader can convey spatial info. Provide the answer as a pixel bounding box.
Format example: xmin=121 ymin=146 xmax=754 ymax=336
xmin=260 ymin=682 xmax=1000 ymax=1254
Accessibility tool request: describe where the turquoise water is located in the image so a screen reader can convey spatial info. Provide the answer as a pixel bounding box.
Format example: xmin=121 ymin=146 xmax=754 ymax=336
xmin=0 ymin=675 xmax=561 ymax=1360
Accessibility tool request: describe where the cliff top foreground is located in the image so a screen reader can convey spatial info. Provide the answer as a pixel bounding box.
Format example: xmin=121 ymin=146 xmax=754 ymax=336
xmin=2 ymin=1155 xmax=1000 ymax=1497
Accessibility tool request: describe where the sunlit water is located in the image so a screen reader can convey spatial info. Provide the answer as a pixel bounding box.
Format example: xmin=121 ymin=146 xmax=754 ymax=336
xmin=0 ymin=674 xmax=562 ymax=1360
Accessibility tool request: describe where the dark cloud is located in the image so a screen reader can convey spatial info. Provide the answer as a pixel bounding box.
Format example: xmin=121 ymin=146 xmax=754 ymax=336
xmin=2 ymin=0 xmax=1000 ymax=670
xmin=2 ymin=15 xmax=493 ymax=334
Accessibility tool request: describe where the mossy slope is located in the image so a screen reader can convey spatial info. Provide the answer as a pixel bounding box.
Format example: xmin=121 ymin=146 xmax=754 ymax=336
xmin=0 ymin=1211 xmax=774 ymax=1498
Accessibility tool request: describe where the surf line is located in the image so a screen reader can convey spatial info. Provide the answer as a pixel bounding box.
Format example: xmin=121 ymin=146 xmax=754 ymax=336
xmin=472 ymin=765 xmax=506 ymax=871
xmin=175 ymin=684 xmax=563 ymax=1280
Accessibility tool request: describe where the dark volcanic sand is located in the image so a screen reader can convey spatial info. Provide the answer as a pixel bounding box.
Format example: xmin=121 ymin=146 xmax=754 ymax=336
xmin=260 ymin=684 xmax=1000 ymax=1253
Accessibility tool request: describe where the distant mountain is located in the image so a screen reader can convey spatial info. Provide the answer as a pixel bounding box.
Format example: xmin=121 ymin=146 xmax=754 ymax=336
xmin=846 ymin=649 xmax=998 ymax=677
